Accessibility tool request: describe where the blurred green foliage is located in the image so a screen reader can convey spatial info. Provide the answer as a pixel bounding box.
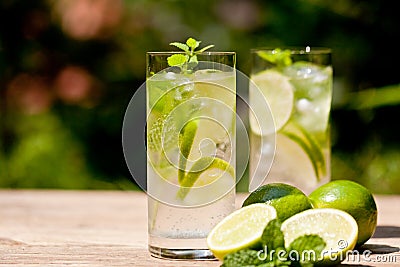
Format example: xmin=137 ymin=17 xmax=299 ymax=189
xmin=0 ymin=0 xmax=399 ymax=193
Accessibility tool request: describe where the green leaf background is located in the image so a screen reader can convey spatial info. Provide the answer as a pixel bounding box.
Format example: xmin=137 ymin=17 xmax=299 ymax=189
xmin=0 ymin=0 xmax=399 ymax=192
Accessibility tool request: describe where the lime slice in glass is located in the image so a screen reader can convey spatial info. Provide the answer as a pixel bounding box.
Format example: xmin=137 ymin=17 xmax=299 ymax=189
xmin=249 ymin=69 xmax=294 ymax=135
xmin=280 ymin=122 xmax=326 ymax=181
xmin=177 ymin=156 xmax=234 ymax=200
xmin=178 ymin=120 xmax=198 ymax=184
xmin=281 ymin=208 xmax=358 ymax=265
xmin=207 ymin=203 xmax=277 ymax=260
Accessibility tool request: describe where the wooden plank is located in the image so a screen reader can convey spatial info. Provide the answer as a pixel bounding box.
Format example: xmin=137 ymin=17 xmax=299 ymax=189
xmin=0 ymin=190 xmax=399 ymax=266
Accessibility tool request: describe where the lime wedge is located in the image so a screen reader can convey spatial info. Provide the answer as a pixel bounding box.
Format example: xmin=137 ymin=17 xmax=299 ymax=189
xmin=207 ymin=203 xmax=277 ymax=260
xmin=178 ymin=120 xmax=198 ymax=183
xmin=177 ymin=156 xmax=234 ymax=199
xmin=250 ymin=69 xmax=294 ymax=135
xmin=280 ymin=122 xmax=326 ymax=181
xmin=281 ymin=208 xmax=358 ymax=265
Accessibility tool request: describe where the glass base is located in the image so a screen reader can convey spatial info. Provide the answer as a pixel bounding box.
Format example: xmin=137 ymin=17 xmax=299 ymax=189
xmin=149 ymin=245 xmax=216 ymax=260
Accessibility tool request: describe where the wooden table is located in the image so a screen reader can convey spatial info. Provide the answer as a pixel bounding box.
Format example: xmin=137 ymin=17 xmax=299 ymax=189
xmin=0 ymin=190 xmax=399 ymax=266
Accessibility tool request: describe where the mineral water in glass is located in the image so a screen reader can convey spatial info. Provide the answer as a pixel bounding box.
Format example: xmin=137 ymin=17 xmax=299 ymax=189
xmin=249 ymin=47 xmax=332 ymax=194
xmin=146 ymin=52 xmax=236 ymax=259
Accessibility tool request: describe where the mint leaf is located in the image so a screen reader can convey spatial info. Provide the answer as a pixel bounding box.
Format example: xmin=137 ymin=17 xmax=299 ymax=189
xmin=257 ymin=263 xmax=275 ymax=267
xmin=222 ymin=249 xmax=265 ymax=267
xmin=288 ymin=234 xmax=326 ymax=264
xmin=221 ymin=222 xmax=325 ymax=266
xmin=186 ymin=37 xmax=200 ymax=49
xmin=260 ymin=220 xmax=292 ymax=266
xmin=197 ymin=44 xmax=215 ymax=53
xmin=258 ymin=49 xmax=292 ymax=68
xmin=169 ymin=42 xmax=189 ymax=52
xmin=260 ymin=255 xmax=291 ymax=267
xmin=167 ymin=54 xmax=188 ymax=67
xmin=261 ymin=219 xmax=285 ymax=253
xmin=187 ymin=54 xmax=198 ymax=69
xmin=188 ymin=54 xmax=198 ymax=63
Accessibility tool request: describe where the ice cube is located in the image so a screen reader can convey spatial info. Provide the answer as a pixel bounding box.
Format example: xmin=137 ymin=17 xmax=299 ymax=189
xmin=194 ymin=69 xmax=228 ymax=82
xmin=312 ymin=72 xmax=328 ymax=83
xmin=165 ymin=72 xmax=176 ymax=80
xmin=309 ymin=86 xmax=322 ymax=98
xmin=283 ymin=63 xmax=321 ymax=79
xmin=297 ymin=98 xmax=312 ymax=112
xmin=174 ymin=82 xmax=194 ymax=101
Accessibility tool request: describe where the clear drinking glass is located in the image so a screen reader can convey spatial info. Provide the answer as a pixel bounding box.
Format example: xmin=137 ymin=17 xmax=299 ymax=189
xmin=146 ymin=52 xmax=236 ymax=259
xmin=249 ymin=47 xmax=332 ymax=194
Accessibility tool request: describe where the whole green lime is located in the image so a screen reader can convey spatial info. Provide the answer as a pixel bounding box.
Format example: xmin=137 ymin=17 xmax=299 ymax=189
xmin=242 ymin=183 xmax=312 ymax=221
xmin=308 ymin=180 xmax=378 ymax=246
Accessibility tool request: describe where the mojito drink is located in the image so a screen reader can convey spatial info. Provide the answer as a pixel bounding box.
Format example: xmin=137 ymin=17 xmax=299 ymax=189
xmin=146 ymin=53 xmax=236 ymax=259
xmin=249 ymin=48 xmax=332 ymax=194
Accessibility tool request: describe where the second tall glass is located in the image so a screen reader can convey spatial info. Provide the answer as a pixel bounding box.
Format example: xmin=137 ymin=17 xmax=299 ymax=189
xmin=249 ymin=47 xmax=332 ymax=194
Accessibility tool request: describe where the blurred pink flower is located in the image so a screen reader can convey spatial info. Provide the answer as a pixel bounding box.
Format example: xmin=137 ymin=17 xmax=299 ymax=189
xmin=54 ymin=66 xmax=97 ymax=105
xmin=56 ymin=0 xmax=122 ymax=40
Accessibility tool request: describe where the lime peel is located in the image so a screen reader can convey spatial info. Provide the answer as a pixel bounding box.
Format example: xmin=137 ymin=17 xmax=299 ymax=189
xmin=242 ymin=183 xmax=312 ymax=221
xmin=281 ymin=122 xmax=326 ymax=181
xmin=308 ymin=180 xmax=378 ymax=246
xmin=178 ymin=120 xmax=198 ymax=183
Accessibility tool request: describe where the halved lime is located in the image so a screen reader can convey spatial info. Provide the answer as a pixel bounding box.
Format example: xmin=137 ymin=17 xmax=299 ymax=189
xmin=281 ymin=208 xmax=358 ymax=265
xmin=249 ymin=69 xmax=294 ymax=135
xmin=207 ymin=203 xmax=277 ymax=260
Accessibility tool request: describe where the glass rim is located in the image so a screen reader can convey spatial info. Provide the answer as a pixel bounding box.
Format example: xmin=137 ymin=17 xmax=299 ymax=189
xmin=251 ymin=46 xmax=331 ymax=54
xmin=147 ymin=51 xmax=236 ymax=56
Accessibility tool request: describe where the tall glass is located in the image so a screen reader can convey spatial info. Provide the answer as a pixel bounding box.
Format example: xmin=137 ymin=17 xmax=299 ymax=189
xmin=249 ymin=47 xmax=332 ymax=194
xmin=146 ymin=52 xmax=236 ymax=259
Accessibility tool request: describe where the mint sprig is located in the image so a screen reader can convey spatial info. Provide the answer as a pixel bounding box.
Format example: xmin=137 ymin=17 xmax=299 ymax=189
xmin=167 ymin=37 xmax=214 ymax=72
xmin=289 ymin=235 xmax=326 ymax=266
xmin=222 ymin=219 xmax=326 ymax=267
xmin=261 ymin=219 xmax=286 ymax=260
xmin=257 ymin=48 xmax=292 ymax=68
